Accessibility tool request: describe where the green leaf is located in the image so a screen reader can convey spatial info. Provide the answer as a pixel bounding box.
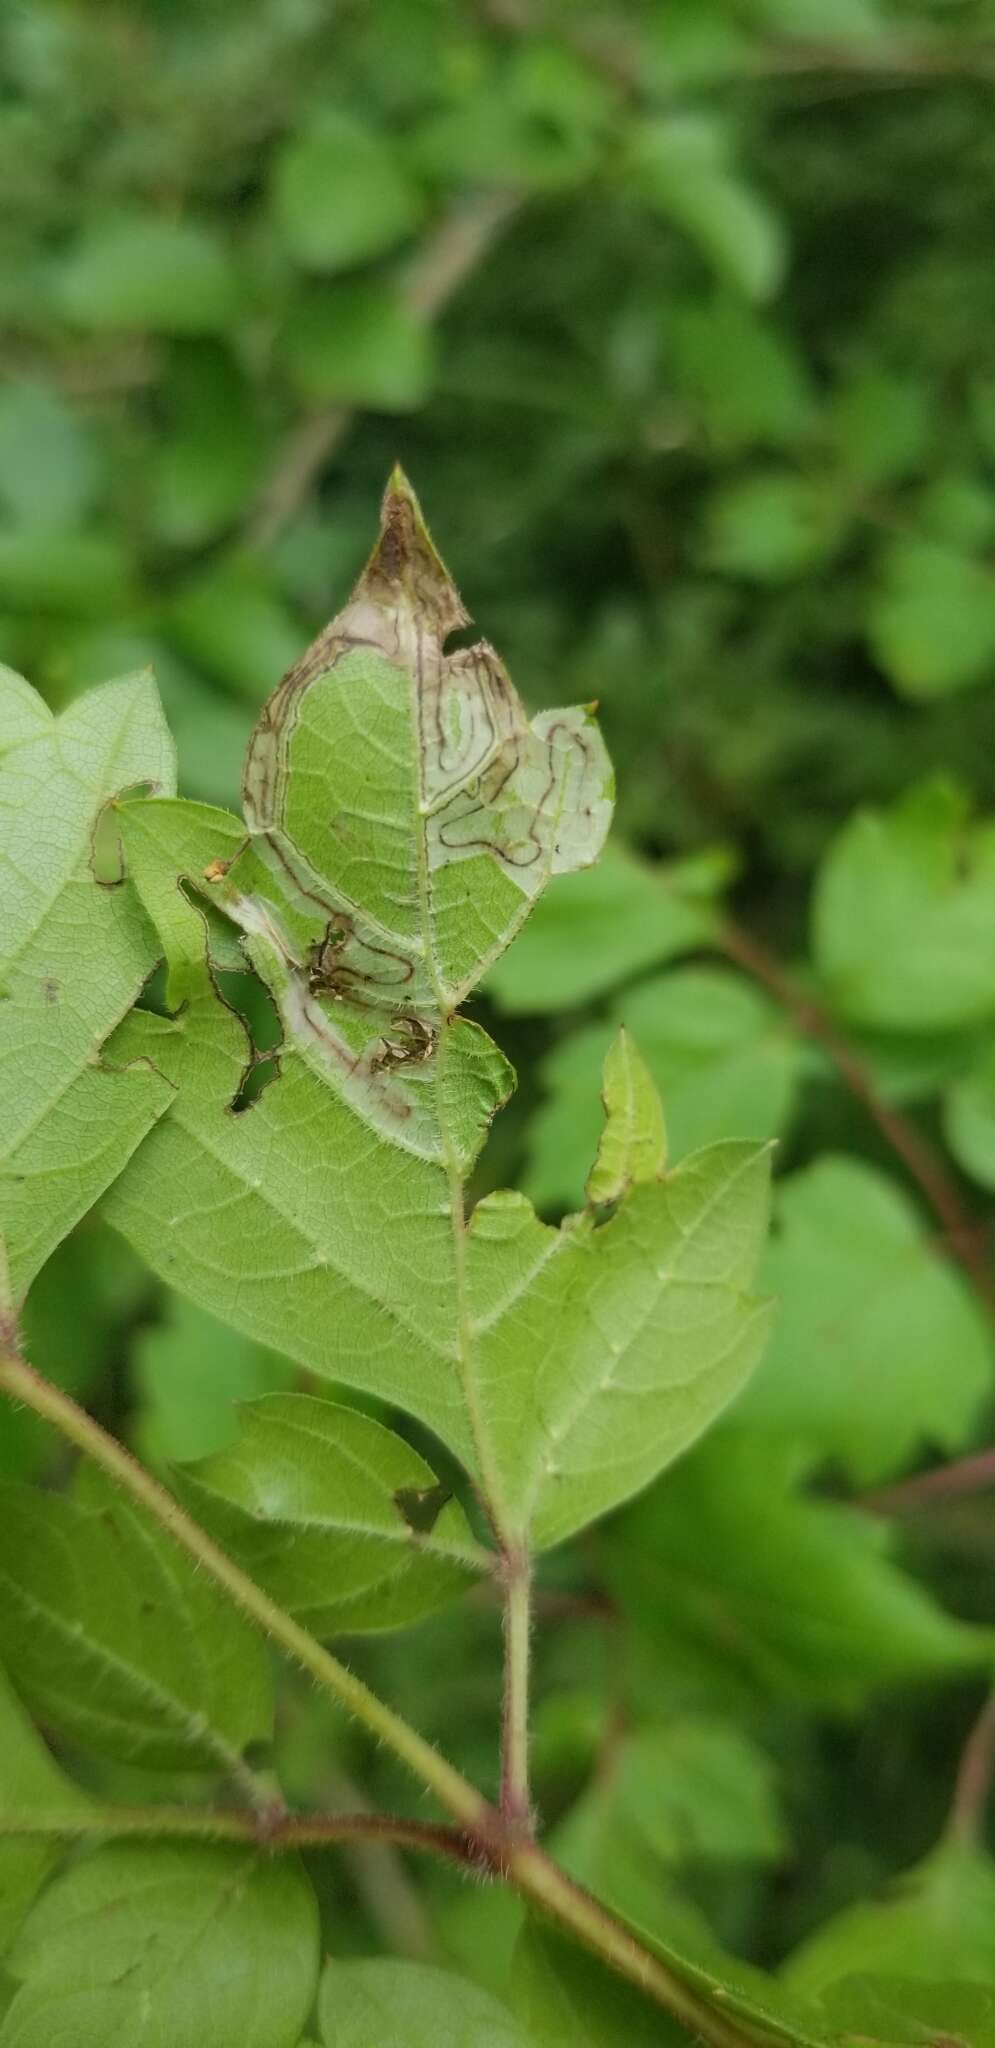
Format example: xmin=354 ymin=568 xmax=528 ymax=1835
xmin=0 ymin=1843 xmax=318 ymax=2048
xmin=177 ymin=1392 xmax=489 ymax=1635
xmin=604 ymin=1719 xmax=785 ymax=1867
xmin=815 ymin=1975 xmax=995 ymax=2048
xmin=629 ymin=115 xmax=786 ymax=301
xmin=527 ymin=966 xmax=800 ymax=1213
xmin=604 ymin=1432 xmax=993 ymax=1709
xmin=0 ymin=531 xmax=134 ymax=614
xmin=702 ymin=470 xmax=847 ymax=582
xmin=550 ymin=1717 xmax=785 ymax=1947
xmin=0 ymin=1661 xmax=87 ymax=1957
xmin=945 ymin=1042 xmax=995 ymax=1193
xmin=132 ymin=1295 xmax=295 ymax=1464
xmin=106 ymin=474 xmax=769 ymax=1552
xmin=741 ymin=1157 xmax=992 ymax=1482
xmin=513 ymin=1916 xmax=828 ymax=2048
xmin=57 ymin=215 xmax=239 ymax=334
xmin=280 ymin=284 xmax=434 ymax=409
xmin=486 ymin=846 xmax=722 ymax=1015
xmin=671 ymin=297 xmax=814 ymax=452
xmin=586 ymin=1029 xmax=666 ymax=1206
xmin=0 ymin=1469 xmax=271 ymax=1772
xmin=813 ymin=780 xmax=995 ymax=1031
xmin=167 ymin=558 xmax=305 ymax=698
xmin=272 ymin=117 xmax=423 ymax=272
xmin=0 ymin=381 xmax=99 ymax=526
xmin=512 ymin=1922 xmax=687 ymax=2047
xmin=149 ymin=342 xmax=266 ymax=551
xmin=318 ymin=1958 xmax=534 ymax=2048
xmin=783 ymin=1840 xmax=995 ymax=1997
xmin=0 ymin=666 xmax=176 ymax=1308
xmin=867 ymin=539 xmax=995 ymax=700
xmin=829 ymin=365 xmax=930 ymax=489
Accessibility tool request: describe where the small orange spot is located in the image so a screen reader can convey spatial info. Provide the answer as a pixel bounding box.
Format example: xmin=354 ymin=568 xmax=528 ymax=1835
xmin=203 ymin=858 xmax=229 ymax=883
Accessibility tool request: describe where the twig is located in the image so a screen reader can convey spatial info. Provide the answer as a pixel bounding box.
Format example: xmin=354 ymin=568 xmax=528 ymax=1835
xmin=500 ymin=1549 xmax=533 ymax=1831
xmin=0 ymin=1804 xmax=478 ymax=1864
xmin=719 ymin=919 xmax=995 ymax=1330
xmin=0 ymin=1337 xmax=491 ymax=1836
xmin=863 ymin=1447 xmax=995 ymax=1518
xmin=246 ymin=188 xmax=520 ymax=551
xmin=0 ymin=1337 xmax=762 ymax=2047
xmin=318 ymin=1762 xmax=441 ymax=1962
xmin=946 ymin=1687 xmax=995 ymax=1846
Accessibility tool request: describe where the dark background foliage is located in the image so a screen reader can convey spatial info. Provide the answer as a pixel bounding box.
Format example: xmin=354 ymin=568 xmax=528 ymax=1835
xmin=5 ymin=0 xmax=995 ymax=2015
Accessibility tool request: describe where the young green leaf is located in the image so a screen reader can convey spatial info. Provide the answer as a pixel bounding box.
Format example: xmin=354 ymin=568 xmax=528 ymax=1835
xmin=177 ymin=1392 xmax=489 ymax=1635
xmin=0 ymin=1843 xmax=319 ymax=2048
xmin=586 ymin=1028 xmax=666 ymax=1206
xmin=317 ymin=1958 xmax=534 ymax=2048
xmin=0 ymin=1470 xmax=271 ymax=1773
xmin=0 ymin=665 xmax=176 ymax=1309
xmin=0 ymin=1661 xmax=87 ymax=1957
xmin=527 ymin=965 xmax=800 ymax=1212
xmin=741 ymin=1156 xmax=992 ymax=1481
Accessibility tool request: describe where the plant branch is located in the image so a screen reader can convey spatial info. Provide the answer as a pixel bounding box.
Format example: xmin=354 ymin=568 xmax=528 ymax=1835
xmin=946 ymin=1687 xmax=995 ymax=1846
xmin=0 ymin=1341 xmax=763 ymax=2048
xmin=317 ymin=1761 xmax=442 ymax=1962
xmin=500 ymin=1549 xmax=533 ymax=1829
xmin=719 ymin=918 xmax=995 ymax=1328
xmin=0 ymin=1804 xmax=475 ymax=1862
xmin=863 ymin=1446 xmax=995 ymax=1517
xmin=246 ymin=188 xmax=519 ymax=551
xmin=0 ymin=1341 xmax=491 ymax=1836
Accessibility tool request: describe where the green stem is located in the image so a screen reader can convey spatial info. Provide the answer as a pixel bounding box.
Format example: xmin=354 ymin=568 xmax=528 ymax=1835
xmin=0 ymin=1345 xmax=761 ymax=2048
xmin=501 ymin=1549 xmax=533 ymax=1828
xmin=0 ymin=1346 xmax=489 ymax=1835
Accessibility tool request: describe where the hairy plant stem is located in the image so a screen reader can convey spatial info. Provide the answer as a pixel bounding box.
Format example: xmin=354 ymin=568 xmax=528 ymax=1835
xmin=500 ymin=1549 xmax=533 ymax=1829
xmin=0 ymin=1341 xmax=760 ymax=2048
xmin=0 ymin=1343 xmax=488 ymax=1835
xmin=0 ymin=1806 xmax=473 ymax=1860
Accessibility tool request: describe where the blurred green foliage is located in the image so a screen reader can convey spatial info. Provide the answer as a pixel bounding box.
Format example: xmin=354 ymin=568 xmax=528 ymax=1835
xmin=5 ymin=0 xmax=995 ymax=2035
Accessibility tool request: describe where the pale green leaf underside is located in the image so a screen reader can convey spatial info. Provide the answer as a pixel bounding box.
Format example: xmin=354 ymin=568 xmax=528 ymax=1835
xmin=0 ymin=665 xmax=176 ymax=1305
xmin=178 ymin=1392 xmax=489 ymax=1636
xmin=0 ymin=1469 xmax=271 ymax=1772
xmin=0 ymin=1843 xmax=319 ymax=2048
xmin=105 ymin=474 xmax=772 ymax=1550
